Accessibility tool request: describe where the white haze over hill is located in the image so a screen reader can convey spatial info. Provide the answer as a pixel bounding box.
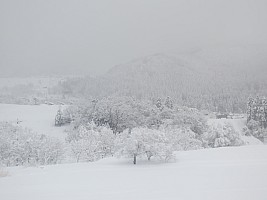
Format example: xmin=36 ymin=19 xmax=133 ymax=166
xmin=1 ymin=1 xmax=267 ymax=200
xmin=110 ymin=44 xmax=267 ymax=75
xmin=1 ymin=0 xmax=267 ymax=77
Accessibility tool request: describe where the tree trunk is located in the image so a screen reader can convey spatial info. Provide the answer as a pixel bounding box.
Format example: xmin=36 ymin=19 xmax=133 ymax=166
xmin=76 ymin=152 xmax=81 ymax=163
xmin=146 ymin=151 xmax=152 ymax=161
xmin=133 ymin=154 xmax=137 ymax=165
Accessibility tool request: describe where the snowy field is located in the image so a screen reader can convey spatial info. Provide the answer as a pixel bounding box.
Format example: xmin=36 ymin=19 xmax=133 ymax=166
xmin=0 ymin=103 xmax=266 ymax=200
xmin=0 ymin=104 xmax=68 ymax=140
xmin=0 ymin=145 xmax=267 ymax=200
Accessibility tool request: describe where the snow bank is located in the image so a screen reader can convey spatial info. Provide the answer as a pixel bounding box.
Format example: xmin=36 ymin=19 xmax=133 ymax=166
xmin=241 ymin=136 xmax=263 ymax=145
xmin=1 ymin=145 xmax=267 ymax=200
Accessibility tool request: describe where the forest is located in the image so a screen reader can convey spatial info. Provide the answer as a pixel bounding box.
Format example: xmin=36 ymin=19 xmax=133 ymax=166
xmin=51 ymin=51 xmax=267 ymax=113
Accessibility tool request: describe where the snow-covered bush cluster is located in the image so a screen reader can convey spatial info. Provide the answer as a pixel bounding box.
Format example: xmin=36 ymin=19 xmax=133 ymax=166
xmin=64 ymin=101 xmax=206 ymax=163
xmin=57 ymin=97 xmax=249 ymax=163
xmin=66 ymin=97 xmax=156 ymax=133
xmin=0 ymin=122 xmax=64 ymax=167
xmin=66 ymin=122 xmax=115 ymax=162
xmin=202 ymin=123 xmax=243 ymax=148
xmin=66 ymin=122 xmax=209 ymax=164
xmin=66 ymin=96 xmax=207 ymax=135
xmin=63 ymin=96 xmax=244 ymax=164
xmin=116 ymin=128 xmax=174 ymax=164
xmin=161 ymin=127 xmax=203 ymax=151
xmin=66 ymin=121 xmax=205 ymax=164
xmin=244 ymin=119 xmax=267 ymax=139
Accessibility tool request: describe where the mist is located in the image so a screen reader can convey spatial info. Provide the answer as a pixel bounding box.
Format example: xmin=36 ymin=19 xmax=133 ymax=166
xmin=1 ymin=0 xmax=267 ymax=77
xmin=1 ymin=1 xmax=267 ymax=199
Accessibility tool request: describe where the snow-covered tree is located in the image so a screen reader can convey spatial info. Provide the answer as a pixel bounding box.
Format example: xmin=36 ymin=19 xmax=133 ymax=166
xmin=0 ymin=122 xmax=64 ymax=166
xmin=202 ymin=123 xmax=243 ymax=148
xmin=164 ymin=96 xmax=173 ymax=109
xmin=66 ymin=122 xmax=115 ymax=162
xmin=156 ymin=98 xmax=164 ymax=111
xmin=161 ymin=126 xmax=203 ymax=151
xmin=247 ymin=97 xmax=254 ymax=122
xmin=246 ymin=96 xmax=267 ymax=135
xmin=115 ymin=127 xmax=174 ymax=164
xmin=246 ymin=119 xmax=266 ymax=139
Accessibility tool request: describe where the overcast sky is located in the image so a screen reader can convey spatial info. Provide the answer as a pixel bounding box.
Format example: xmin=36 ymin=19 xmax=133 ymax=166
xmin=0 ymin=0 xmax=267 ymax=77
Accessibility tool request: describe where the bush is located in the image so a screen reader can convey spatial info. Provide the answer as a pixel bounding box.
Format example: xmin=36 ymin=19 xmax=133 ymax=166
xmin=115 ymin=127 xmax=174 ymax=164
xmin=163 ymin=127 xmax=203 ymax=151
xmin=246 ymin=119 xmax=266 ymax=138
xmin=202 ymin=123 xmax=243 ymax=148
xmin=0 ymin=122 xmax=64 ymax=166
xmin=64 ymin=97 xmax=208 ymax=136
xmin=66 ymin=122 xmax=115 ymax=162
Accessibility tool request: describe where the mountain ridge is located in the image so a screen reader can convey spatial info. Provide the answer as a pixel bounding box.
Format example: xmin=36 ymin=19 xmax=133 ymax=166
xmin=54 ymin=45 xmax=267 ymax=112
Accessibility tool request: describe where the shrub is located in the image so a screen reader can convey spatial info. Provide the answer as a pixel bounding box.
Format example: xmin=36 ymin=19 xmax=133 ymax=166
xmin=0 ymin=122 xmax=64 ymax=166
xmin=66 ymin=122 xmax=115 ymax=162
xmin=246 ymin=119 xmax=266 ymax=138
xmin=202 ymin=123 xmax=243 ymax=148
xmin=161 ymin=126 xmax=203 ymax=151
xmin=115 ymin=127 xmax=174 ymax=164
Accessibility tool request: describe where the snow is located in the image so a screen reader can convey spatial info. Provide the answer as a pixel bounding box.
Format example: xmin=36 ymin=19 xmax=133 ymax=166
xmin=208 ymin=118 xmax=246 ymax=130
xmin=0 ymin=104 xmax=69 ymax=140
xmin=0 ymin=145 xmax=267 ymax=200
xmin=241 ymin=135 xmax=263 ymax=145
xmin=208 ymin=118 xmax=263 ymax=145
xmin=1 ymin=104 xmax=266 ymax=199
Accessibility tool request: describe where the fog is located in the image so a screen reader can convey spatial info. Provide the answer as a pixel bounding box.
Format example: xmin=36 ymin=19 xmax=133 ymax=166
xmin=1 ymin=0 xmax=267 ymax=77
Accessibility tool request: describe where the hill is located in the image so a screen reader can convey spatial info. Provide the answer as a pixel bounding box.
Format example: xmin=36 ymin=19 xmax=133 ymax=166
xmin=53 ymin=45 xmax=267 ymax=112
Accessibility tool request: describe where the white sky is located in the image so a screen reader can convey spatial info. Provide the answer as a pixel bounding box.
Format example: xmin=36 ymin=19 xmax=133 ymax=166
xmin=0 ymin=0 xmax=267 ymax=77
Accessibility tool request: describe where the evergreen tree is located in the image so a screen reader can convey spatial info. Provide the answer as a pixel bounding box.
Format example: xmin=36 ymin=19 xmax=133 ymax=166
xmin=263 ymin=97 xmax=267 ymax=128
xmin=247 ymin=97 xmax=253 ymax=122
xmin=156 ymin=98 xmax=164 ymax=111
xmin=247 ymin=96 xmax=267 ymax=130
xmin=165 ymin=96 xmax=173 ymax=109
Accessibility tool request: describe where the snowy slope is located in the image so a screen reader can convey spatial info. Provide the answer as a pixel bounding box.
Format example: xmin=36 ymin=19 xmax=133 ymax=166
xmin=208 ymin=118 xmax=263 ymax=145
xmin=207 ymin=118 xmax=247 ymax=132
xmin=1 ymin=145 xmax=267 ymax=200
xmin=0 ymin=104 xmax=68 ymax=140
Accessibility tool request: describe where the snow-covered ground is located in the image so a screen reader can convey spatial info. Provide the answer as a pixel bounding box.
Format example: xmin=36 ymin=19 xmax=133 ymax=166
xmin=207 ymin=118 xmax=246 ymax=132
xmin=0 ymin=104 xmax=266 ymax=199
xmin=208 ymin=118 xmax=263 ymax=145
xmin=0 ymin=145 xmax=267 ymax=200
xmin=0 ymin=104 xmax=68 ymax=140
